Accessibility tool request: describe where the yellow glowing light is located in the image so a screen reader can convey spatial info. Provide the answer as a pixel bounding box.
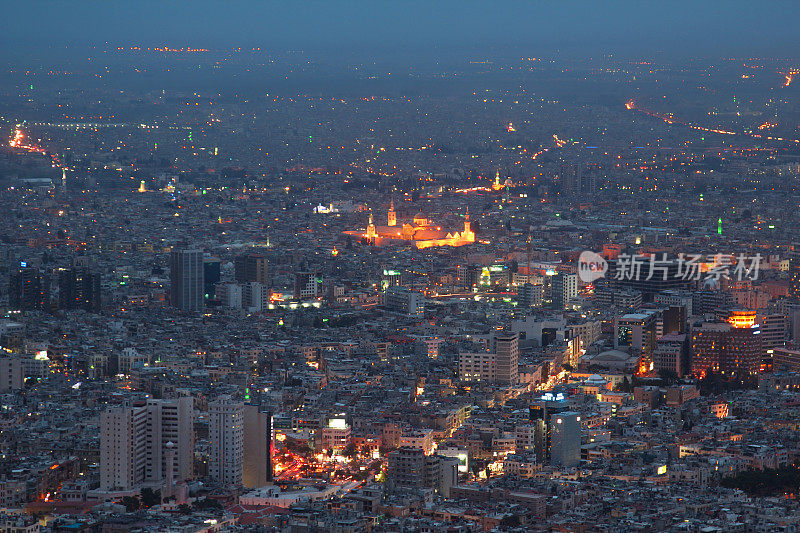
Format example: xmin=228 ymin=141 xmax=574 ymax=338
xmin=727 ymin=310 xmax=756 ymax=329
xmin=328 ymin=418 xmax=347 ymax=429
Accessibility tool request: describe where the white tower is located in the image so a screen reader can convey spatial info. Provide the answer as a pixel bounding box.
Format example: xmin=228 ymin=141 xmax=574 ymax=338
xmin=209 ymin=396 xmax=244 ymax=486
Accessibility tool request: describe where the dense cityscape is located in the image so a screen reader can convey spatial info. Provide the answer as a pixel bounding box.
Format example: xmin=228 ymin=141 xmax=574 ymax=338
xmin=2 ymin=3 xmax=800 ymax=532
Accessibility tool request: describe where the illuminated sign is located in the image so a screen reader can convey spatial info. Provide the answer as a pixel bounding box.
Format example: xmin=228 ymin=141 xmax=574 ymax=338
xmin=540 ymin=392 xmax=565 ymax=402
xmin=327 ymin=418 xmax=348 ymax=429
xmin=727 ymin=310 xmax=756 ymax=329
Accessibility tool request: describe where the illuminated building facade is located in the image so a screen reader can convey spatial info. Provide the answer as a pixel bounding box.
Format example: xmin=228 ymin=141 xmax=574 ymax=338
xmin=322 ymin=417 xmax=351 ymax=451
xmin=691 ymin=311 xmax=762 ymax=376
xmin=614 ymin=311 xmax=659 ymax=355
xmin=381 ymin=268 xmax=402 ymax=290
xmin=347 ymin=206 xmax=475 ymax=249
xmin=387 ymin=198 xmax=397 ymax=227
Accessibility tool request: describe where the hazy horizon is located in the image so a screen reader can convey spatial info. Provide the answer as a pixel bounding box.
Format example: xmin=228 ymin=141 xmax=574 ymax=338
xmin=3 ymin=1 xmax=799 ymax=61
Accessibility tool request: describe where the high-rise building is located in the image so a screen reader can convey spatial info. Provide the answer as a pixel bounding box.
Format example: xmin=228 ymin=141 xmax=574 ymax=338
xmin=661 ymin=304 xmax=687 ymax=335
xmin=773 ymin=347 xmax=800 ymax=372
xmin=381 ymin=268 xmax=403 ymax=290
xmin=321 ymin=417 xmax=352 ymax=452
xmin=654 ymin=333 xmax=686 ymax=376
xmin=208 ymin=396 xmax=244 ymax=486
xmin=494 ymin=332 xmax=519 ymax=385
xmin=691 ymin=310 xmax=762 ymax=376
xmin=758 ymin=311 xmax=788 ymax=368
xmin=294 ymin=271 xmax=322 ymax=300
xmin=241 ymin=282 xmax=269 ymax=312
xmin=243 ymin=404 xmax=272 ymax=488
xmin=0 ymin=358 xmax=23 ymax=393
xmin=100 ymin=404 xmax=146 ymax=492
xmin=387 ymin=447 xmax=459 ymax=497
xmin=560 ymin=163 xmax=596 ymax=197
xmin=692 ymin=289 xmax=734 ymax=315
xmin=170 ymin=249 xmax=204 ymax=312
xmin=561 ymin=163 xmax=582 ymax=196
xmin=458 ymin=351 xmax=496 ymax=382
xmin=654 ymin=290 xmax=693 ymax=316
xmin=550 ymin=411 xmax=581 ymax=467
xmin=614 ymin=310 xmax=659 ymax=357
xmin=203 ymin=257 xmax=221 ymax=299
xmin=530 ymin=401 xmax=568 ymax=463
xmin=595 ymin=286 xmax=643 ymax=311
xmin=519 ymin=282 xmax=543 ymax=308
xmin=459 ymin=333 xmax=519 ymax=385
xmin=608 ymin=259 xmax=693 ymax=302
xmin=57 ymin=268 xmax=101 ymax=312
xmin=9 ymin=265 xmax=50 ymax=311
xmin=100 ymin=398 xmax=194 ymax=491
xmin=383 ymin=285 xmax=424 ymax=317
xmin=234 ymin=254 xmax=268 ymax=286
xmin=790 ymin=243 xmax=800 ymax=299
xmin=215 ymin=283 xmax=243 ymax=308
xmin=550 ymin=273 xmax=577 ymax=310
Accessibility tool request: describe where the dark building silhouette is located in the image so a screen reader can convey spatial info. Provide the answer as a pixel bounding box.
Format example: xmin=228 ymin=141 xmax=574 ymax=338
xmin=790 ymin=243 xmax=800 ymax=299
xmin=203 ymin=257 xmax=221 ymax=299
xmin=58 ymin=268 xmax=102 ymax=312
xmin=170 ymin=249 xmax=204 ymax=312
xmin=9 ymin=265 xmax=50 ymax=311
xmin=608 ymin=259 xmax=693 ymax=302
xmin=234 ymin=253 xmax=268 ymax=286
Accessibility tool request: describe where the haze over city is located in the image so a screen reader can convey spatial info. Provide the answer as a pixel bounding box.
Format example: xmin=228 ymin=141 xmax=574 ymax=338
xmin=2 ymin=2 xmax=800 ymax=532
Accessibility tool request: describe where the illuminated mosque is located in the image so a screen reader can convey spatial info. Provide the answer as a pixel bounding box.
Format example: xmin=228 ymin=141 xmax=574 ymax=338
xmin=345 ymin=199 xmax=475 ymax=249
